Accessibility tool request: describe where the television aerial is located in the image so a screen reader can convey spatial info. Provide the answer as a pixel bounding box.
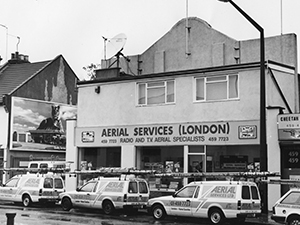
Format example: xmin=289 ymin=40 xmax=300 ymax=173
xmin=102 ymin=33 xmax=130 ymax=68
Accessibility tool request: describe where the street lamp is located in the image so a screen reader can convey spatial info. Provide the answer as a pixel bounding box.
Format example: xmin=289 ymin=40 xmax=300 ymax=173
xmin=217 ymin=0 xmax=267 ymax=212
xmin=0 ymin=24 xmax=8 ymax=63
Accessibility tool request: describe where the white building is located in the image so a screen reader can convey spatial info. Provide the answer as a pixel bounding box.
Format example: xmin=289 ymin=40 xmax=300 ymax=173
xmin=66 ymin=17 xmax=298 ymax=211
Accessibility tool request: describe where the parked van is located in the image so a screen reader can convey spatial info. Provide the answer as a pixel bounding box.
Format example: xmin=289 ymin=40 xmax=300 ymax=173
xmin=59 ymin=176 xmax=149 ymax=215
xmin=0 ymin=173 xmax=65 ymax=207
xmin=28 ymin=161 xmax=67 ymax=170
xmin=148 ymin=180 xmax=261 ymax=224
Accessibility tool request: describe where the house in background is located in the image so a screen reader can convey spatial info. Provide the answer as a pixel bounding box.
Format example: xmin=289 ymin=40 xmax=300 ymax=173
xmin=67 ymin=17 xmax=298 ymax=211
xmin=0 ymin=52 xmax=78 ymax=182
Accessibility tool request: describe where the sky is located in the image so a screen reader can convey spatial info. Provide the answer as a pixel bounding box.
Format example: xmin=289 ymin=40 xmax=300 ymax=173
xmin=1 ymin=0 xmax=300 ymax=81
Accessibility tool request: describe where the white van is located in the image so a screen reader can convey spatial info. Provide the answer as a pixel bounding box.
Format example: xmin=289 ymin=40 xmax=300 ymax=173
xmin=148 ymin=180 xmax=261 ymax=224
xmin=0 ymin=173 xmax=65 ymax=206
xmin=28 ymin=161 xmax=67 ymax=170
xmin=59 ymin=176 xmax=149 ymax=214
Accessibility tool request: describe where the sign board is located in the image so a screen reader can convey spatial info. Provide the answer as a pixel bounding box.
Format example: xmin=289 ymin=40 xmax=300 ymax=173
xmin=76 ymin=120 xmax=259 ymax=147
xmin=11 ymin=97 xmax=77 ymax=151
xmin=278 ymin=114 xmax=300 ymax=140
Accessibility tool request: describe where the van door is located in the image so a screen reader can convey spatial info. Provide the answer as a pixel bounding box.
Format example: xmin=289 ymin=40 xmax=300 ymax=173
xmin=127 ymin=181 xmax=139 ymax=206
xmin=42 ymin=177 xmax=63 ymax=200
xmin=0 ymin=178 xmax=20 ymax=201
xmin=127 ymin=181 xmax=149 ymax=207
xmin=250 ymin=185 xmax=261 ymax=211
xmin=138 ymin=181 xmax=149 ymax=206
xmin=54 ymin=178 xmax=65 ymax=196
xmin=241 ymin=185 xmax=260 ymax=213
xmin=168 ymin=185 xmax=196 ymax=216
xmin=73 ymin=181 xmax=97 ymax=208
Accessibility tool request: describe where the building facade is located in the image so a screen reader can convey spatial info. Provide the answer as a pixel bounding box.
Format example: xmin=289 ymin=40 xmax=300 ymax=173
xmin=66 ymin=17 xmax=298 ymax=210
xmin=0 ymin=53 xmax=78 ymax=181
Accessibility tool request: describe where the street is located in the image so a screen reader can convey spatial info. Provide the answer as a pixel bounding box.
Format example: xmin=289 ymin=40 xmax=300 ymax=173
xmin=0 ymin=201 xmax=276 ymax=225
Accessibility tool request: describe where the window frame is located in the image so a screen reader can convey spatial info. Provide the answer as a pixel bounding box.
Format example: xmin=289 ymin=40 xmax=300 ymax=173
xmin=136 ymin=79 xmax=176 ymax=106
xmin=194 ymin=74 xmax=239 ymax=102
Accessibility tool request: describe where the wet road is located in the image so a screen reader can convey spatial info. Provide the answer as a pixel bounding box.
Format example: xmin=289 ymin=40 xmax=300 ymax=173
xmin=0 ymin=202 xmax=275 ymax=225
xmin=0 ymin=202 xmax=213 ymax=225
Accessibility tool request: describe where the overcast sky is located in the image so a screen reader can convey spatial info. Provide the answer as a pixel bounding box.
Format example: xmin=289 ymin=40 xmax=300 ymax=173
xmin=1 ymin=0 xmax=300 ymax=80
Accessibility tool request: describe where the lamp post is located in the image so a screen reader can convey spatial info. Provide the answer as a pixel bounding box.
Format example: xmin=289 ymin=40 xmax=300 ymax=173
xmin=0 ymin=24 xmax=8 ymax=63
xmin=217 ymin=0 xmax=267 ymax=212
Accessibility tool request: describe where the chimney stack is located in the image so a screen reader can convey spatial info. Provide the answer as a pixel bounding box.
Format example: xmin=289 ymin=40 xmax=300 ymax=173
xmin=8 ymin=51 xmax=30 ymax=64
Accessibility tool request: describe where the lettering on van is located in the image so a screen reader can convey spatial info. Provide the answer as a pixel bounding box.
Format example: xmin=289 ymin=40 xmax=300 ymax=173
xmin=104 ymin=182 xmax=124 ymax=192
xmin=170 ymin=200 xmax=191 ymax=207
xmin=24 ymin=178 xmax=41 ymax=188
xmin=207 ymin=186 xmax=236 ymax=198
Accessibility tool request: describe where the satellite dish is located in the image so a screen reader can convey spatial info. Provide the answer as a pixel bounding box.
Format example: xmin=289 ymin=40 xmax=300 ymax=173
xmin=104 ymin=33 xmax=127 ymax=60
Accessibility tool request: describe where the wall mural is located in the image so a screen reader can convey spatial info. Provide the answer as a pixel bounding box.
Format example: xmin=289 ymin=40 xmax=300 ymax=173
xmin=11 ymin=97 xmax=77 ymax=150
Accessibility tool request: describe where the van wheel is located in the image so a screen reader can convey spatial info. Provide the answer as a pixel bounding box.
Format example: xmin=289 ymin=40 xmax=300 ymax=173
xmin=209 ymin=208 xmax=224 ymax=225
xmin=152 ymin=204 xmax=166 ymax=220
xmin=22 ymin=195 xmax=32 ymax=207
xmin=102 ymin=200 xmax=115 ymax=215
xmin=288 ymin=215 xmax=300 ymax=225
xmin=61 ymin=197 xmax=72 ymax=211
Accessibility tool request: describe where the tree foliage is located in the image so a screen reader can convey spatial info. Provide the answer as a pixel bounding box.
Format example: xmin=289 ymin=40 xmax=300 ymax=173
xmin=82 ymin=63 xmax=100 ymax=80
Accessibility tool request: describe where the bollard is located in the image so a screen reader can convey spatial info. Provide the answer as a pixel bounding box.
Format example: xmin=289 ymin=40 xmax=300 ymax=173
xmin=6 ymin=212 xmax=16 ymax=225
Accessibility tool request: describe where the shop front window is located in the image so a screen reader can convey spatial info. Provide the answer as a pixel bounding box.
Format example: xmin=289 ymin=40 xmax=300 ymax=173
xmin=137 ymin=146 xmax=183 ymax=192
xmin=205 ymin=145 xmax=260 ymax=173
xmin=78 ymin=147 xmax=121 ymax=186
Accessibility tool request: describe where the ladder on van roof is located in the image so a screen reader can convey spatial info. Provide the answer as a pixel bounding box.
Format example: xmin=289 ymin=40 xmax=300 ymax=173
xmin=0 ymin=166 xmax=280 ymax=179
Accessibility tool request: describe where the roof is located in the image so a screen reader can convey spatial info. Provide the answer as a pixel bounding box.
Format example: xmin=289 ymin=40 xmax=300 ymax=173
xmin=0 ymin=60 xmax=51 ymax=104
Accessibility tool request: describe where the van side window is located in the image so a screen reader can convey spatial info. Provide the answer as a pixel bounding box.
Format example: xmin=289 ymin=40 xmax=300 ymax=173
xmin=251 ymin=186 xmax=259 ymax=200
xmin=242 ymin=186 xmax=251 ymax=199
xmin=44 ymin=178 xmax=53 ymax=188
xmin=139 ymin=182 xmax=148 ymax=194
xmin=54 ymin=178 xmax=63 ymax=189
xmin=128 ymin=182 xmax=138 ymax=193
xmin=176 ymin=186 xmax=196 ymax=198
xmin=5 ymin=178 xmax=19 ymax=187
xmin=80 ymin=181 xmax=96 ymax=192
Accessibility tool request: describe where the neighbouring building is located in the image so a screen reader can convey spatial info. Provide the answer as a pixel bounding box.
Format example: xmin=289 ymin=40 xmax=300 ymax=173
xmin=66 ymin=17 xmax=298 ymax=210
xmin=0 ymin=52 xmax=78 ymax=182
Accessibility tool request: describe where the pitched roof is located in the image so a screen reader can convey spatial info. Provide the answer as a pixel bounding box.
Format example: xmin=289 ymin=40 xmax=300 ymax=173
xmin=0 ymin=60 xmax=51 ymax=104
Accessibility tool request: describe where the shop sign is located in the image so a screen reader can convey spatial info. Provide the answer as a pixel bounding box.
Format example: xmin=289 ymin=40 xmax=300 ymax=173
xmin=278 ymin=114 xmax=300 ymax=140
xmin=76 ymin=120 xmax=259 ymax=147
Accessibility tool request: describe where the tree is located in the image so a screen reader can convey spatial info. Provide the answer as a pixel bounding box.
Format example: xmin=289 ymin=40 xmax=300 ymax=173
xmin=82 ymin=63 xmax=100 ymax=80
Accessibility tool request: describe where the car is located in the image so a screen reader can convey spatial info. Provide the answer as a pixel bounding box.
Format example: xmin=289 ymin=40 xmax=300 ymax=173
xmin=148 ymin=180 xmax=261 ymax=224
xmin=271 ymin=188 xmax=300 ymax=225
xmin=0 ymin=173 xmax=65 ymax=206
xmin=59 ymin=176 xmax=149 ymax=215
